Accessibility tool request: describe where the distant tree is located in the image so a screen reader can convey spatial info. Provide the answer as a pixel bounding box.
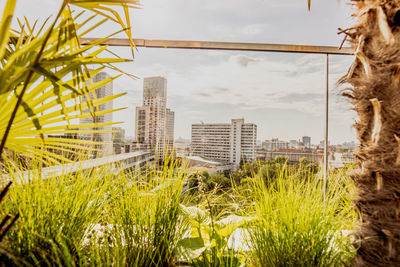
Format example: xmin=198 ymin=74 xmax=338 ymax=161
xmin=223 ymin=169 xmax=231 ymax=178
xmin=230 ymin=169 xmax=246 ymax=185
xmin=187 ymin=173 xmax=200 ymax=193
xmin=306 ymin=162 xmax=319 ymax=175
xmin=242 ymin=161 xmax=260 ymax=177
xmin=206 ymin=173 xmax=231 ymax=191
xmin=274 ymin=156 xmax=288 ymax=165
xmin=299 ymin=157 xmax=310 ymax=166
xmin=201 ymin=171 xmax=210 ymax=180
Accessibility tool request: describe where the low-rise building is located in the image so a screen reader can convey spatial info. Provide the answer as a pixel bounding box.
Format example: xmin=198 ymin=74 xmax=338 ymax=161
xmin=262 ymin=138 xmax=288 ymax=150
xmin=174 ymin=138 xmax=190 ymax=157
xmin=256 ymin=148 xmax=322 ymax=163
xmin=302 ymin=136 xmax=311 ymax=149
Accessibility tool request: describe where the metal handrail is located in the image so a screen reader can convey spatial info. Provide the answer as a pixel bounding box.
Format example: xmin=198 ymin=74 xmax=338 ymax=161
xmin=80 ymin=38 xmax=354 ymax=55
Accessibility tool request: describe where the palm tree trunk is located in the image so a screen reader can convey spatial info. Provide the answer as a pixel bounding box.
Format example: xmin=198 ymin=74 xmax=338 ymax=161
xmin=343 ymin=1 xmax=400 ymax=265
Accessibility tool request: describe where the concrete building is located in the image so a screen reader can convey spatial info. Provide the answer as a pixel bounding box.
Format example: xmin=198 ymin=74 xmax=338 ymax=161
xmin=112 ymin=127 xmax=126 ymax=154
xmin=174 ymin=138 xmax=190 ymax=157
xmin=124 ymin=141 xmax=149 ymax=153
xmin=256 ymin=149 xmax=322 ymax=164
xmin=191 ymin=118 xmax=257 ymax=168
xmin=289 ymin=140 xmax=297 ymax=149
xmin=166 ymin=108 xmax=175 ymax=151
xmin=339 ymin=141 xmax=358 ymax=150
xmin=134 ymin=77 xmax=175 ymax=158
xmin=80 ymin=72 xmax=113 ymax=157
xmin=302 ymin=136 xmax=311 ymax=149
xmin=319 ymin=140 xmax=331 ymax=149
xmin=46 ymin=132 xmax=80 ymax=162
xmin=262 ymin=138 xmax=288 ymax=150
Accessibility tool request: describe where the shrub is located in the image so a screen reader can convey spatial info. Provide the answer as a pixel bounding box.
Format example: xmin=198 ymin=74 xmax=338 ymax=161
xmin=205 ymin=173 xmax=231 ymax=191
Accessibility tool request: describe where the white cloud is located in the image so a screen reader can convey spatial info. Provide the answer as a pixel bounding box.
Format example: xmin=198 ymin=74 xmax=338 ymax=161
xmin=163 ymin=53 xmax=327 ymax=112
xmin=239 ymin=24 xmax=267 ymax=36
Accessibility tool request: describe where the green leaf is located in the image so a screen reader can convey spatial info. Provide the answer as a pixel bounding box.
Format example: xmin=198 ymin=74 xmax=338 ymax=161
xmin=214 ymin=215 xmax=255 ymax=238
xmin=180 ymin=204 xmax=211 ymax=227
xmin=175 ymin=237 xmax=206 ymax=261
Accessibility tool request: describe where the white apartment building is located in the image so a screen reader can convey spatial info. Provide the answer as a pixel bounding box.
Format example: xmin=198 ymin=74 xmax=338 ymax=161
xmin=135 ymin=77 xmax=175 ymax=158
xmin=191 ymin=118 xmax=257 ymax=168
xmin=80 ymin=72 xmax=113 ymax=157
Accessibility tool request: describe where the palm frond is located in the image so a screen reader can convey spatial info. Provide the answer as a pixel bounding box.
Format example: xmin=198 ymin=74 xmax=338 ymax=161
xmin=69 ymin=0 xmax=141 ymax=54
xmin=0 ymin=0 xmax=139 ymax=164
xmin=0 ymin=0 xmax=17 ymax=60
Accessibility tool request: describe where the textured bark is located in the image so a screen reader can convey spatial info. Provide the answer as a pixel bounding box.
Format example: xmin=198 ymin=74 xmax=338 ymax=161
xmin=342 ymin=1 xmax=400 ymax=266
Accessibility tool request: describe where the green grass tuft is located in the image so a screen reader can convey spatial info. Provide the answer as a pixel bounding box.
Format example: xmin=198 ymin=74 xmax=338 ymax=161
xmin=247 ymin=164 xmax=356 ymax=266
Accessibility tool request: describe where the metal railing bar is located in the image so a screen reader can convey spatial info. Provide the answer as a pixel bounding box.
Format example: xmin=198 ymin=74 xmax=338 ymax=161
xmin=80 ymin=38 xmax=354 ymax=55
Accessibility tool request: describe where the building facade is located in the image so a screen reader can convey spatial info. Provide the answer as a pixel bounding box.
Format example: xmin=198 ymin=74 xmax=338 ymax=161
xmin=256 ymin=149 xmax=322 ymax=163
xmin=80 ymin=72 xmax=113 ymax=157
xmin=262 ymin=138 xmax=288 ymax=150
xmin=174 ymin=139 xmax=190 ymax=157
xmin=166 ymin=108 xmax=175 ymax=151
xmin=302 ymin=136 xmax=311 ymax=149
xmin=191 ymin=118 xmax=257 ymax=167
xmin=112 ymin=127 xmax=126 ymax=154
xmin=289 ymin=140 xmax=297 ymax=149
xmin=134 ymin=77 xmax=175 ymax=158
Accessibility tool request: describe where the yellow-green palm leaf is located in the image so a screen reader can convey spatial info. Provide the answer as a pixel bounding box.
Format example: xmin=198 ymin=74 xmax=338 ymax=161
xmin=0 ymin=0 xmax=139 ymax=165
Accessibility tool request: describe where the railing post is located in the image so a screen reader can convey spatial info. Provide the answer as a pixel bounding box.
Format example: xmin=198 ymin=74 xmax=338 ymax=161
xmin=323 ymin=54 xmax=329 ymax=201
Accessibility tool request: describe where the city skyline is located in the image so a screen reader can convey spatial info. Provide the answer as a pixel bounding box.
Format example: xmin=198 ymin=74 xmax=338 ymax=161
xmin=124 ymin=73 xmax=357 ymax=146
xmin=12 ymin=0 xmax=358 ymax=145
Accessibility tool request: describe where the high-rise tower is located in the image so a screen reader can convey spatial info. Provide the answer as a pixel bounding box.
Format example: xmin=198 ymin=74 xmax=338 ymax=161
xmin=135 ymin=77 xmax=174 ymax=158
xmin=80 ymin=72 xmax=113 ymax=157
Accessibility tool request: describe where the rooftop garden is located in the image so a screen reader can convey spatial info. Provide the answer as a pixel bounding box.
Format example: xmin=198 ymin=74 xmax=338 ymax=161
xmin=1 ymin=0 xmax=400 ymax=266
xmin=0 ymin=158 xmax=356 ymax=266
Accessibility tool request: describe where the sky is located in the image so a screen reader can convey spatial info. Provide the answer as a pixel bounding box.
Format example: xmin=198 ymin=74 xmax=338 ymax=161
xmin=8 ymin=0 xmax=357 ymax=145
